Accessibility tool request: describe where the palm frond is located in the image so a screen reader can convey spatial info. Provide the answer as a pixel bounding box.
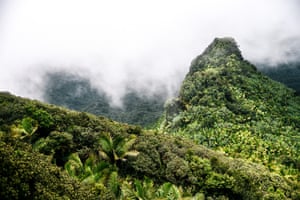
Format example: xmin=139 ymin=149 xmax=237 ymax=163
xmin=124 ymin=150 xmax=139 ymax=158
xmin=113 ymin=135 xmax=126 ymax=153
xmin=64 ymin=153 xmax=83 ymax=177
xmin=156 ymin=182 xmax=182 ymax=200
xmin=121 ymin=181 xmax=137 ymax=200
xmin=108 ymin=171 xmax=121 ymax=198
xmin=98 ymin=133 xmax=113 ymax=153
xmin=192 ymin=193 xmax=205 ymax=200
xmin=99 ymin=150 xmax=110 ymax=161
xmin=123 ymin=135 xmax=137 ymax=152
xmin=143 ymin=177 xmax=155 ymax=199
xmin=94 ymin=161 xmax=110 ymax=173
xmin=81 ymin=174 xmax=96 ymax=185
xmin=32 ymin=138 xmax=48 ymax=151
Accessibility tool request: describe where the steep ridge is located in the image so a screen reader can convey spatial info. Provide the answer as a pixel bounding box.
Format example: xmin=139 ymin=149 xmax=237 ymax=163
xmin=162 ymin=37 xmax=300 ymax=182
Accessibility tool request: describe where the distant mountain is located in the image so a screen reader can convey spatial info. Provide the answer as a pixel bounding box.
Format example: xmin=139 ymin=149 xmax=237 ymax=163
xmin=162 ymin=38 xmax=300 ymax=175
xmin=42 ymin=62 xmax=300 ymax=129
xmin=43 ymin=72 xmax=166 ymax=127
xmin=259 ymin=62 xmax=300 ymax=95
xmin=44 ymin=72 xmax=111 ymax=112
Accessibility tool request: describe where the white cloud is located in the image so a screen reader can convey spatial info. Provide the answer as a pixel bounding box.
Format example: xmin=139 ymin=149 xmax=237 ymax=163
xmin=0 ymin=0 xmax=299 ymax=100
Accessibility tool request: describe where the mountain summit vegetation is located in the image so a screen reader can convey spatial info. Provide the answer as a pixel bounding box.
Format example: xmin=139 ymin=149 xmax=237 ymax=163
xmin=163 ymin=37 xmax=300 ymax=163
xmin=0 ymin=37 xmax=300 ymax=199
xmin=162 ymin=37 xmax=300 ymax=194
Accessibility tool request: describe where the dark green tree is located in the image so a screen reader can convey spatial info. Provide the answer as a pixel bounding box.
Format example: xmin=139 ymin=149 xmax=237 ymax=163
xmin=98 ymin=133 xmax=139 ymax=168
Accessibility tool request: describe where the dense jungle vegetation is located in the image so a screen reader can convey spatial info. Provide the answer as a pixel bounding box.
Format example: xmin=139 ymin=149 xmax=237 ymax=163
xmin=0 ymin=38 xmax=300 ymax=199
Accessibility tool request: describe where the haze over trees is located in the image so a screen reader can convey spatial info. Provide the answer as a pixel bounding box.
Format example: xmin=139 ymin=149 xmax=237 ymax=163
xmin=0 ymin=38 xmax=300 ymax=199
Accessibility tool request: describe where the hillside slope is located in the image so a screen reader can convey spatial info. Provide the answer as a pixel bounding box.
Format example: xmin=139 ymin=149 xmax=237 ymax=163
xmin=1 ymin=91 xmax=299 ymax=199
xmin=162 ymin=38 xmax=300 ymax=182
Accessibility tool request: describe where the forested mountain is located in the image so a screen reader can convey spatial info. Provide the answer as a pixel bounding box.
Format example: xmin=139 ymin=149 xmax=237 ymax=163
xmin=162 ymin=37 xmax=300 ymax=188
xmin=42 ymin=60 xmax=300 ymax=129
xmin=43 ymin=72 xmax=166 ymax=127
xmin=0 ymin=38 xmax=300 ymax=199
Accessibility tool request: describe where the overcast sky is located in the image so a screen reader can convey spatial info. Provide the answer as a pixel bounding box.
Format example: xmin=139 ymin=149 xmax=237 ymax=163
xmin=0 ymin=0 xmax=299 ymax=102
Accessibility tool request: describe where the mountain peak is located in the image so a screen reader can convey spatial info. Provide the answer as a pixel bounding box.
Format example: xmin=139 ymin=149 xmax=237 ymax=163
xmin=189 ymin=37 xmax=243 ymax=74
xmin=204 ymin=37 xmax=242 ymax=58
xmin=162 ymin=38 xmax=300 ymax=190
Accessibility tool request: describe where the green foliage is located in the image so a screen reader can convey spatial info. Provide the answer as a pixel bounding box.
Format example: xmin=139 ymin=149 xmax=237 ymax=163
xmin=161 ymin=38 xmax=300 ymax=190
xmin=9 ymin=117 xmax=38 ymax=141
xmin=188 ymin=38 xmax=243 ymax=75
xmin=156 ymin=182 xmax=180 ymax=199
xmin=1 ymin=91 xmax=299 ymax=199
xmin=63 ymin=133 xmax=139 ymax=199
xmin=121 ymin=177 xmax=183 ymax=200
xmin=64 ymin=152 xmax=121 ymax=198
xmin=21 ymin=117 xmax=38 ymax=135
xmin=98 ymin=132 xmax=139 ymax=167
xmin=64 ymin=153 xmax=84 ymax=178
xmin=121 ymin=178 xmax=157 ymax=200
xmin=165 ymin=154 xmax=190 ymax=183
xmin=31 ymin=109 xmax=54 ymax=129
xmin=0 ymin=141 xmax=95 ymax=199
xmin=121 ymin=177 xmax=206 ymax=200
xmin=108 ymin=171 xmax=122 ymax=198
xmin=34 ymin=131 xmax=74 ymax=166
xmin=1 ymin=37 xmax=300 ymax=199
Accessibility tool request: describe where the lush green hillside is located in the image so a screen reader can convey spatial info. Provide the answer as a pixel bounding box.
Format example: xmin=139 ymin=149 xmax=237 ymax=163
xmin=1 ymin=90 xmax=299 ymax=199
xmin=43 ymin=72 xmax=166 ymax=127
xmin=161 ymin=38 xmax=300 ymax=186
xmin=1 ymin=38 xmax=300 ymax=199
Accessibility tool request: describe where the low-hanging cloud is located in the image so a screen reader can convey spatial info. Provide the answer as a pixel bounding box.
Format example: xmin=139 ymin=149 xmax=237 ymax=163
xmin=0 ymin=0 xmax=299 ymax=102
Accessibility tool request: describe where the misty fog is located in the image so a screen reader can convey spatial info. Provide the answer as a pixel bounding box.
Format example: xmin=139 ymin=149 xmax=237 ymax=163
xmin=0 ymin=0 xmax=299 ymax=103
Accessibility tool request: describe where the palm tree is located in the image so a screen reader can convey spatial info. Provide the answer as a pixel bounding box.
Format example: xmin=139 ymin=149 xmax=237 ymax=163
xmin=64 ymin=133 xmax=139 ymax=198
xmin=156 ymin=182 xmax=181 ymax=199
xmin=157 ymin=183 xmax=205 ymax=200
xmin=64 ymin=152 xmax=122 ymax=198
xmin=108 ymin=171 xmax=121 ymax=199
xmin=64 ymin=152 xmax=111 ymax=184
xmin=98 ymin=133 xmax=139 ymax=168
xmin=81 ymin=154 xmax=112 ymax=185
xmin=64 ymin=153 xmax=84 ymax=178
xmin=121 ymin=178 xmax=206 ymax=200
xmin=11 ymin=117 xmax=38 ymax=141
xmin=121 ymin=177 xmax=156 ymax=200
